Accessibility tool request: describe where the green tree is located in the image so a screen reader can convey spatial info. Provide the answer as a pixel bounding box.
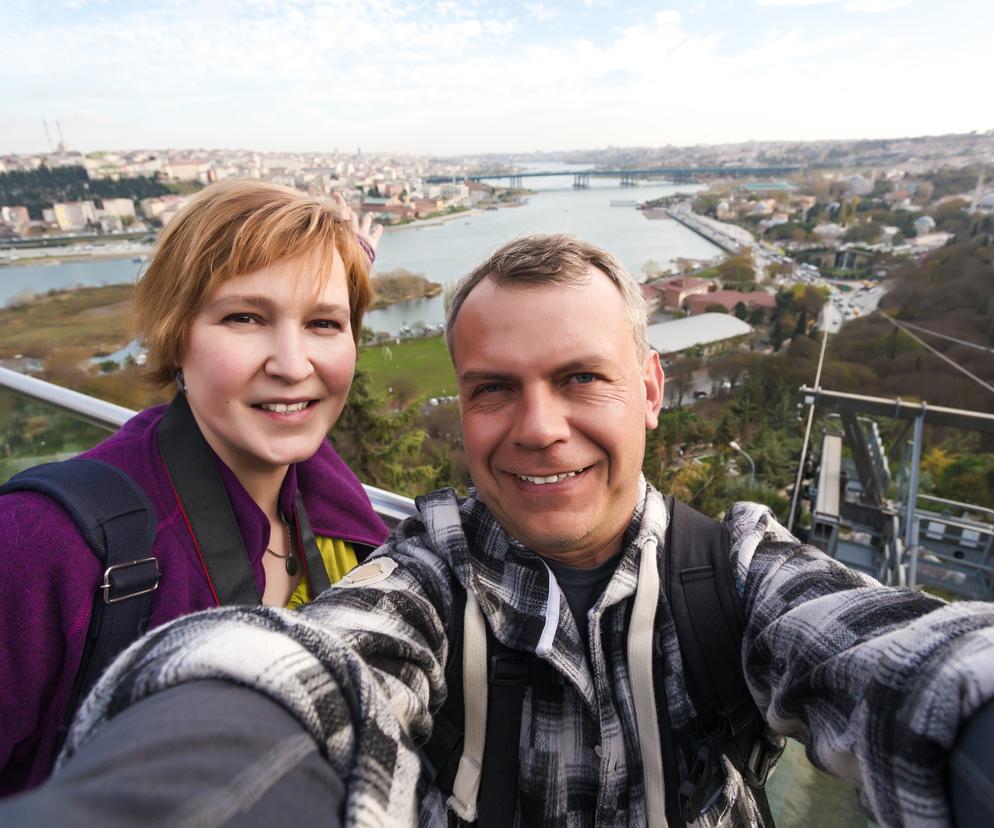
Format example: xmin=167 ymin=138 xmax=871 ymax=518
xmin=717 ymin=254 xmax=756 ymax=290
xmin=329 ymin=366 xmax=438 ymax=497
xmin=844 ymin=221 xmax=885 ymax=244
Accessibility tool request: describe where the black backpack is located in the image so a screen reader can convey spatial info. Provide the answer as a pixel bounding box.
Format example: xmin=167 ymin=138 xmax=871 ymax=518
xmin=0 ymin=459 xmax=160 ymax=737
xmin=1 ymin=396 xmax=346 ymax=743
xmin=420 ymin=496 xmax=782 ymax=827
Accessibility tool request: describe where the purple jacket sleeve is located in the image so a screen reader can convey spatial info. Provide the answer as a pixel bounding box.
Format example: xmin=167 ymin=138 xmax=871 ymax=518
xmin=0 ymin=492 xmax=101 ymax=794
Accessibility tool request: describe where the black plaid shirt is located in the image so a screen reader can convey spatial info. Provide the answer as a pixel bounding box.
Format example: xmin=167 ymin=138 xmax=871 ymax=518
xmin=68 ymin=480 xmax=994 ymax=827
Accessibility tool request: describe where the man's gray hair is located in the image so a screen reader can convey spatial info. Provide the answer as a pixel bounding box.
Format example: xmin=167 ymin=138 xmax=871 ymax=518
xmin=445 ymin=234 xmax=649 ymax=362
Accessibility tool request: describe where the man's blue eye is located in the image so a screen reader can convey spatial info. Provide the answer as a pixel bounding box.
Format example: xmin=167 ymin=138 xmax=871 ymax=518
xmin=572 ymin=373 xmax=596 ymax=384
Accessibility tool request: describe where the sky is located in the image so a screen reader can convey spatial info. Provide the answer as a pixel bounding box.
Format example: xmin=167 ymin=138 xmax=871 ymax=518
xmin=2 ymin=0 xmax=991 ymax=156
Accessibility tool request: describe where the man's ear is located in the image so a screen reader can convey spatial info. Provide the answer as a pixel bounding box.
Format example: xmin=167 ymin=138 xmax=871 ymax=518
xmin=643 ymin=350 xmax=664 ymax=430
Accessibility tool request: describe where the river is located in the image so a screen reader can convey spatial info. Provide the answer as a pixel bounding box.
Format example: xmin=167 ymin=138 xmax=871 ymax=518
xmin=0 ymin=168 xmax=720 ymax=335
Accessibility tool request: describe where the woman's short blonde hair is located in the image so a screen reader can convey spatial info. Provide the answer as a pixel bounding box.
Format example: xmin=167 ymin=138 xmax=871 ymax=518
xmin=133 ymin=179 xmax=373 ymax=386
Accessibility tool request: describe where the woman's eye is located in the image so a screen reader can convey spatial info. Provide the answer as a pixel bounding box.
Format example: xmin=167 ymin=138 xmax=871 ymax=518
xmin=224 ymin=313 xmax=260 ymax=325
xmin=310 ymin=319 xmax=344 ymax=331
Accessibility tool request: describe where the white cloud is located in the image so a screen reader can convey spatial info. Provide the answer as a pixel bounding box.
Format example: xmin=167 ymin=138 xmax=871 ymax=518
xmin=1 ymin=0 xmax=986 ymax=154
xmin=842 ymin=0 xmax=911 ymax=11
xmin=755 ymin=0 xmax=835 ymax=6
xmin=757 ymin=0 xmax=911 ymax=8
xmin=525 ymin=2 xmax=561 ymax=21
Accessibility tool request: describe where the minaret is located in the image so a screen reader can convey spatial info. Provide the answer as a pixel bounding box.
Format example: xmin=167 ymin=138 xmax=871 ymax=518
xmin=969 ymin=165 xmax=987 ymax=214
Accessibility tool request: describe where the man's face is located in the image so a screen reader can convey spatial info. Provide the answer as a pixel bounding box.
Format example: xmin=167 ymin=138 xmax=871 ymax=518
xmin=452 ymin=267 xmax=664 ymax=568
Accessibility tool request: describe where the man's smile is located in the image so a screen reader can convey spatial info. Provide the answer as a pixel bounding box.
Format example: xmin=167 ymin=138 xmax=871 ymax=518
xmin=511 ymin=466 xmax=592 ymax=485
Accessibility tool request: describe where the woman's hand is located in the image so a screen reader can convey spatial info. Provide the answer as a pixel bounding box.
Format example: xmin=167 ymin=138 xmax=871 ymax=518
xmin=333 ymin=192 xmax=383 ymax=264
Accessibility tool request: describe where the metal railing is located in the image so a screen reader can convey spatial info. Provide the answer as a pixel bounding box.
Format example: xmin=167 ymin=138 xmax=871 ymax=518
xmin=0 ymin=366 xmax=417 ymax=525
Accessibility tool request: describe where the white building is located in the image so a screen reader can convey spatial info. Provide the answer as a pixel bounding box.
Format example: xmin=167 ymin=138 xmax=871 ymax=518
xmin=914 ymin=215 xmax=936 ymax=236
xmin=440 ymin=182 xmax=470 ymax=203
xmin=646 ymin=313 xmax=753 ymax=356
xmin=52 ymin=200 xmax=98 ymax=230
xmin=165 ymin=158 xmax=213 ymax=182
xmin=99 ymin=198 xmax=136 ymax=219
xmin=99 ymin=214 xmax=124 ymax=233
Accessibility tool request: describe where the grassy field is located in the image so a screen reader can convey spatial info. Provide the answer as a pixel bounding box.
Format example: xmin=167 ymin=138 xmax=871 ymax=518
xmin=358 ymin=335 xmax=457 ymax=399
xmin=0 ymin=284 xmax=135 ymax=358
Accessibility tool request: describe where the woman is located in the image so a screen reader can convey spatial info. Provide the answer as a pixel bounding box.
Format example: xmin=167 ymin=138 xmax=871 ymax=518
xmin=0 ymin=181 xmax=389 ymax=794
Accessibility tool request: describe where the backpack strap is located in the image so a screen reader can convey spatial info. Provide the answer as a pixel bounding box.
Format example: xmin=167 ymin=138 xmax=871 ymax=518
xmin=664 ymin=496 xmax=780 ymax=826
xmin=157 ymin=395 xmax=260 ymax=605
xmin=294 ymin=492 xmax=331 ymax=594
xmin=420 ymin=585 xmax=534 ymax=826
xmin=477 ymin=631 xmax=530 ymax=827
xmin=420 ymin=585 xmax=468 ymax=799
xmin=0 ymin=458 xmax=159 ymax=731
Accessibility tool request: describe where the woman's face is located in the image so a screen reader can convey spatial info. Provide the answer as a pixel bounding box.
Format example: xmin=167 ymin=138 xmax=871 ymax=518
xmin=180 ymin=249 xmax=356 ymax=481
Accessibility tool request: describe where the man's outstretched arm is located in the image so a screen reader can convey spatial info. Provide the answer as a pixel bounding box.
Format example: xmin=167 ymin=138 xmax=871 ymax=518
xmin=44 ymin=514 xmax=459 ymax=827
xmin=726 ymin=502 xmax=994 ymax=828
xmin=0 ymin=681 xmax=346 ymax=828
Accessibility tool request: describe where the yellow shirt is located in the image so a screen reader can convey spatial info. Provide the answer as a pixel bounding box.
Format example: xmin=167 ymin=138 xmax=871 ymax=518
xmin=285 ymin=536 xmax=358 ymax=610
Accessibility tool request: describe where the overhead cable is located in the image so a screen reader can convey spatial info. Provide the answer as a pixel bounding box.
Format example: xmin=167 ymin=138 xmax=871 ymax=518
xmin=879 ymin=313 xmax=994 ymax=395
xmin=890 ymin=319 xmax=994 ymax=355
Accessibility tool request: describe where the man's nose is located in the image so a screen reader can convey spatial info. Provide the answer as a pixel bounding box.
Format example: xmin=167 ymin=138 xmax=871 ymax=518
xmin=512 ymin=386 xmax=570 ymax=449
xmin=265 ymin=325 xmax=314 ymax=383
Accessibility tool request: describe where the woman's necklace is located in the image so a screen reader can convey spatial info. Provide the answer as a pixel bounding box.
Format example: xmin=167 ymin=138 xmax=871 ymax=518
xmin=265 ymin=515 xmax=298 ymax=577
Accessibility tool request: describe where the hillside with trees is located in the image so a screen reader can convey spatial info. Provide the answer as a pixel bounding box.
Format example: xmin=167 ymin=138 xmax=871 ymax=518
xmin=0 ymin=166 xmax=173 ymax=219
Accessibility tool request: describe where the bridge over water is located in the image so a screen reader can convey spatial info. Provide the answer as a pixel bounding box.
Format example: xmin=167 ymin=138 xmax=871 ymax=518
xmin=424 ymin=165 xmax=802 ymax=189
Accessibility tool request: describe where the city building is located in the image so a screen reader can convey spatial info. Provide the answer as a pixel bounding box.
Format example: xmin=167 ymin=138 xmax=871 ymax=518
xmin=440 ymin=182 xmax=470 ymax=204
xmin=52 ymin=200 xmax=97 ymax=230
xmin=646 ymin=313 xmax=753 ymax=357
xmin=655 ymin=276 xmax=711 ymax=311
xmin=99 ymin=214 xmax=124 ymax=233
xmin=686 ymin=290 xmax=776 ymax=319
xmin=165 ymin=158 xmax=214 ymax=182
xmin=0 ymin=206 xmax=30 ymax=229
xmin=99 ymin=198 xmax=136 ymax=219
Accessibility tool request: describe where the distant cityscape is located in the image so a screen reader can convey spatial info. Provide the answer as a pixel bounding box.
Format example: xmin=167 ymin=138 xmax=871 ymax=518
xmin=1 ymin=130 xmax=992 ymax=246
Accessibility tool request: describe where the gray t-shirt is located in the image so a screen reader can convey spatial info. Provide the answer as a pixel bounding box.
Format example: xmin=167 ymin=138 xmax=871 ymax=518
xmin=545 ymin=551 xmax=623 ymax=653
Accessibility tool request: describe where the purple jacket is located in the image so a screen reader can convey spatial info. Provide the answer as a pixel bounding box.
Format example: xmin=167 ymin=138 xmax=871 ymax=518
xmin=0 ymin=404 xmax=388 ymax=795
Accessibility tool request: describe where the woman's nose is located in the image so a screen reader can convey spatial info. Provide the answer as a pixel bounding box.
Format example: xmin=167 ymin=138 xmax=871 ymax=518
xmin=264 ymin=326 xmax=314 ymax=382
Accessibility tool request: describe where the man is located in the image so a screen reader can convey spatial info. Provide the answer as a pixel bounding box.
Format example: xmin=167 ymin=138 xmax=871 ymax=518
xmin=3 ymin=235 xmax=993 ymax=827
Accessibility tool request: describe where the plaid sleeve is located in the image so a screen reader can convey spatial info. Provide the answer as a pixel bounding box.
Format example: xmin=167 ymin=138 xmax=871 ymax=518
xmin=724 ymin=502 xmax=994 ymax=828
xmin=61 ymin=505 xmax=459 ymax=828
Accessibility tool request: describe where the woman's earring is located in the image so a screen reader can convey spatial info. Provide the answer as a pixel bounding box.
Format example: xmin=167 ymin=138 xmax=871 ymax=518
xmin=175 ymin=369 xmax=187 ymax=394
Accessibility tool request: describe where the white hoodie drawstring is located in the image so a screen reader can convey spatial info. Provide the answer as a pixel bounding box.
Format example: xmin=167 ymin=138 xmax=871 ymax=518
xmin=627 ymin=531 xmax=667 ymax=827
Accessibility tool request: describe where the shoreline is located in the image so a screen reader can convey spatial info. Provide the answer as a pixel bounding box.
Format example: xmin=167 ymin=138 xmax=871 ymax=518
xmin=383 ymin=207 xmax=485 ymax=233
xmin=0 ymin=246 xmax=154 ymax=268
